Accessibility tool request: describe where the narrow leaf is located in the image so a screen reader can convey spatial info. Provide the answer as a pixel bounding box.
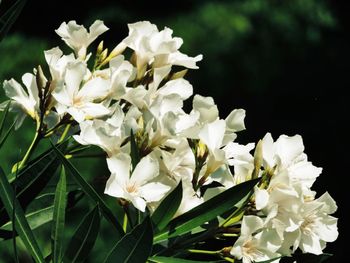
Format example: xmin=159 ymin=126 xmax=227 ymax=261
xmin=154 ymin=178 xmax=260 ymax=243
xmin=64 ymin=206 xmax=100 ymax=263
xmin=0 ymin=0 xmax=27 ymax=42
xmin=52 ymin=166 xmax=67 ymax=263
xmin=103 ymin=216 xmax=153 ymax=263
xmin=1 ymin=204 xmax=53 ymax=231
xmin=0 ymin=101 xmax=10 ymax=137
xmin=152 ymin=181 xmax=183 ymax=231
xmin=0 ymin=143 xmax=65 ymax=227
xmin=0 ymin=167 xmax=44 ymax=261
xmin=52 ymin=143 xmax=125 ymax=239
xmin=0 ymin=120 xmax=16 ymax=150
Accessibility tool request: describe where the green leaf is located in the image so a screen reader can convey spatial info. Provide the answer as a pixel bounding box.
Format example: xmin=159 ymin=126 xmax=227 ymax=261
xmin=0 ymin=120 xmax=16 ymax=150
xmin=1 ymin=203 xmax=53 ymax=231
xmin=0 ymin=166 xmax=44 ymax=261
xmin=0 ymin=101 xmax=10 ymax=137
xmin=52 ymin=143 xmax=125 ymax=239
xmin=64 ymin=205 xmax=100 ymax=263
xmin=0 ymin=143 xmax=64 ymax=227
xmin=0 ymin=0 xmax=27 ymax=42
xmin=51 ymin=166 xmax=67 ymax=263
xmin=0 ymin=101 xmax=15 ymax=150
xmin=103 ymin=216 xmax=153 ymax=263
xmin=152 ymin=181 xmax=183 ymax=231
xmin=149 ymin=256 xmax=224 ymax=263
xmin=1 ymin=193 xmax=55 ymax=239
xmin=154 ymin=178 xmax=260 ymax=243
xmin=130 ymin=130 xmax=140 ymax=170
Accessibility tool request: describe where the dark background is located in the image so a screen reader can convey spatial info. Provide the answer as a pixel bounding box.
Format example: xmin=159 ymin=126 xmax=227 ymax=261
xmin=0 ymin=0 xmax=348 ymax=262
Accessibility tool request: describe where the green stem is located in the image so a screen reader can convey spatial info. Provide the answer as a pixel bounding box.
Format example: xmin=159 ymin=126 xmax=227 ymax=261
xmin=187 ymin=249 xmax=219 ymax=255
xmin=123 ymin=213 xmax=128 ymax=232
xmin=58 ymin=123 xmax=71 ymax=143
xmin=223 ymin=257 xmax=235 ymax=262
xmin=18 ymin=130 xmax=41 ymax=169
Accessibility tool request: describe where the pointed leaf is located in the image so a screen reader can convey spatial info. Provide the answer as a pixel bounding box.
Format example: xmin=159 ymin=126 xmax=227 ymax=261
xmin=0 ymin=101 xmax=10 ymax=137
xmin=103 ymin=216 xmax=153 ymax=263
xmin=64 ymin=206 xmax=100 ymax=263
xmin=154 ymin=178 xmax=260 ymax=243
xmin=52 ymin=166 xmax=67 ymax=263
xmin=0 ymin=101 xmax=15 ymax=150
xmin=0 ymin=143 xmax=65 ymax=227
xmin=152 ymin=181 xmax=183 ymax=231
xmin=0 ymin=166 xmax=44 ymax=261
xmin=51 ymin=143 xmax=125 ymax=239
xmin=1 ymin=203 xmax=53 ymax=232
xmin=0 ymin=120 xmax=15 ymax=150
xmin=0 ymin=0 xmax=27 ymax=42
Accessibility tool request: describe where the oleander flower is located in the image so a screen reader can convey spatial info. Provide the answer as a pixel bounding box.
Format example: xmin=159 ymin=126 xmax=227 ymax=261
xmin=56 ymin=20 xmax=108 ymax=59
xmin=122 ymin=21 xmax=202 ymax=75
xmin=231 ymin=215 xmax=282 ymax=263
xmin=283 ymin=192 xmax=338 ymax=255
xmin=104 ymin=153 xmax=171 ymax=212
xmin=52 ymin=61 xmax=111 ymax=122
xmin=1 ymin=73 xmax=40 ymax=129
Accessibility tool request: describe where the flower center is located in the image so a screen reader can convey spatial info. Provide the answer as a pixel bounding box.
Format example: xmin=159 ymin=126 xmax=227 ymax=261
xmin=242 ymin=239 xmax=264 ymax=262
xmin=73 ymin=96 xmax=84 ymax=107
xmin=125 ymin=182 xmax=138 ymax=193
xmin=301 ymin=214 xmax=317 ymax=235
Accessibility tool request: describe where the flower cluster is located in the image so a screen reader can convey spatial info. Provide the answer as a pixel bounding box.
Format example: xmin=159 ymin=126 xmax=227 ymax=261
xmin=0 ymin=20 xmax=338 ymax=262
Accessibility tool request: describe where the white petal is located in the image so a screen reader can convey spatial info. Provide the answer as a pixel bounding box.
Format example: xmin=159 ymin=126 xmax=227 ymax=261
xmin=193 ymin=95 xmax=218 ymax=123
xmin=241 ymin=215 xmax=264 ymax=236
xmin=158 ymin=78 xmax=193 ymax=100
xmin=88 ymin=20 xmax=109 ymax=44
xmin=78 ymin=77 xmax=109 ymax=100
xmin=262 ymin=133 xmax=276 ymax=169
xmin=317 ymin=192 xmax=338 ymax=214
xmin=130 ymin=196 xmax=147 ymax=212
xmin=140 ymin=182 xmax=171 ymax=202
xmin=131 ymin=155 xmax=159 ymax=185
xmin=106 ymin=153 xmax=131 ymax=185
xmin=225 ymin=109 xmax=246 ymax=132
xmin=198 ymin=119 xmax=225 ymax=151
xmin=255 ymin=188 xmax=269 ymax=210
xmin=275 ymin=134 xmax=304 ymax=167
xmin=64 ymin=62 xmax=86 ymax=98
xmin=104 ymin=173 xmax=127 ymax=199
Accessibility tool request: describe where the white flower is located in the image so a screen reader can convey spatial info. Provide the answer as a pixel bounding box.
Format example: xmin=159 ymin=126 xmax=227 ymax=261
xmin=44 ymin=47 xmax=76 ymax=82
xmin=104 ymin=153 xmax=171 ymax=212
xmin=156 ymin=138 xmax=195 ymax=181
xmin=224 ymin=142 xmax=255 ymax=184
xmin=56 ymin=20 xmax=108 ymax=59
xmin=231 ymin=216 xmax=282 ymax=263
xmin=175 ymin=177 xmax=204 ymax=217
xmin=1 ymin=73 xmax=40 ymax=129
xmin=223 ymin=109 xmax=246 ymax=144
xmin=290 ymin=192 xmax=338 ymax=255
xmin=52 ymin=61 xmax=111 ymax=122
xmin=261 ymin=133 xmax=322 ymax=194
xmin=109 ymin=55 xmax=136 ymax=100
xmin=122 ymin=21 xmax=202 ymax=72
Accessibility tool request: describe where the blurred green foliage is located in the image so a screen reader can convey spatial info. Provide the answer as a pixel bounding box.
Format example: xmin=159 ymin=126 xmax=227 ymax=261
xmin=0 ymin=34 xmax=48 ymax=81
